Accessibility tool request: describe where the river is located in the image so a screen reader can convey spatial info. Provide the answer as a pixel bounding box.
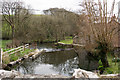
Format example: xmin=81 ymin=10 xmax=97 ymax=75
xmin=13 ymin=43 xmax=99 ymax=76
xmin=14 ymin=43 xmax=79 ymax=76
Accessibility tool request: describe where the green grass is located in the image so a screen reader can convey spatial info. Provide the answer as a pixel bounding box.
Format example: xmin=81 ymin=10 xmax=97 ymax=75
xmin=1 ymin=40 xmax=35 ymax=64
xmin=10 ymin=49 xmax=34 ymax=61
xmin=1 ymin=40 xmax=12 ymax=48
xmin=104 ymin=54 xmax=119 ymax=74
xmin=100 ymin=53 xmax=119 ymax=74
xmin=59 ymin=36 xmax=73 ymax=44
xmin=3 ymin=48 xmax=34 ymax=64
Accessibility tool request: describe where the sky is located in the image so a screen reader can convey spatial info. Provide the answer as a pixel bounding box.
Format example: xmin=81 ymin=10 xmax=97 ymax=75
xmin=22 ymin=0 xmax=80 ymax=14
xmin=2 ymin=0 xmax=120 ymax=15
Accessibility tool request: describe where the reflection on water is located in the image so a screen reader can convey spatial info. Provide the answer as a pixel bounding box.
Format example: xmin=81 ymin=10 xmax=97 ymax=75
xmin=15 ymin=43 xmax=99 ymax=76
xmin=75 ymin=47 xmax=99 ymax=71
xmin=15 ymin=49 xmax=79 ymax=76
xmin=31 ymin=43 xmax=73 ymax=52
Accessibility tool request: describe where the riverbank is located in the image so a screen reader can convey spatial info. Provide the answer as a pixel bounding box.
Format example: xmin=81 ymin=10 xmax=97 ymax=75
xmin=57 ymin=40 xmax=119 ymax=75
xmin=1 ymin=40 xmax=119 ymax=78
xmin=1 ymin=40 xmax=36 ymax=69
xmin=3 ymin=49 xmax=45 ymax=70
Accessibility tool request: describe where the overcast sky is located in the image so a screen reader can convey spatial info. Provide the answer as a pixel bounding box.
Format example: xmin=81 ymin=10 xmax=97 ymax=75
xmin=22 ymin=0 xmax=80 ymax=14
xmin=21 ymin=0 xmax=120 ymax=15
xmin=3 ymin=0 xmax=120 ymax=15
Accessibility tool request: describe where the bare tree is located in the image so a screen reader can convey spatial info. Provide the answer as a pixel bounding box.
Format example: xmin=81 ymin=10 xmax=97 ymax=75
xmin=44 ymin=8 xmax=80 ymax=37
xmin=2 ymin=1 xmax=32 ymax=47
xmin=77 ymin=0 xmax=119 ymax=68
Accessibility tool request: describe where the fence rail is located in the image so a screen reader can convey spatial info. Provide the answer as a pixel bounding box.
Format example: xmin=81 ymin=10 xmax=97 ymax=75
xmin=0 ymin=44 xmax=29 ymax=69
xmin=3 ymin=44 xmax=29 ymax=55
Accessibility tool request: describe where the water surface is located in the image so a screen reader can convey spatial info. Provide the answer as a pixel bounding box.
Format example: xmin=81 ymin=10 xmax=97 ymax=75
xmin=15 ymin=43 xmax=79 ymax=76
xmin=15 ymin=43 xmax=98 ymax=76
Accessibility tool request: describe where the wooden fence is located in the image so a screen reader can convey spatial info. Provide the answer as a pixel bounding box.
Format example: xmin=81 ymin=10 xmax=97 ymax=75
xmin=0 ymin=44 xmax=29 ymax=69
xmin=3 ymin=44 xmax=29 ymax=55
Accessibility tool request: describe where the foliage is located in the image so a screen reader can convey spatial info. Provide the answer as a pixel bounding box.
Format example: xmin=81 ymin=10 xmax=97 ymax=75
xmin=2 ymin=1 xmax=32 ymax=46
xmin=2 ymin=7 xmax=79 ymax=43
xmin=104 ymin=53 xmax=119 ymax=74
xmin=112 ymin=58 xmax=120 ymax=62
xmin=77 ymin=0 xmax=118 ymax=68
xmin=98 ymin=60 xmax=104 ymax=73
xmin=98 ymin=53 xmax=119 ymax=74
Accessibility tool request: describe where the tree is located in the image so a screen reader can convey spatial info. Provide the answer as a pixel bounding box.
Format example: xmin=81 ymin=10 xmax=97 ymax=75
xmin=44 ymin=8 xmax=80 ymax=37
xmin=2 ymin=1 xmax=32 ymax=47
xmin=14 ymin=7 xmax=32 ymax=43
xmin=77 ymin=0 xmax=118 ymax=68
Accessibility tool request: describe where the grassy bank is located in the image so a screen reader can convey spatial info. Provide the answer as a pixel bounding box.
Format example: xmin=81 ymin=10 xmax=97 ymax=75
xmin=104 ymin=54 xmax=119 ymax=74
xmin=2 ymin=40 xmax=35 ymax=64
xmin=1 ymin=40 xmax=12 ymax=48
xmin=98 ymin=53 xmax=119 ymax=74
xmin=59 ymin=38 xmax=119 ymax=74
xmin=58 ymin=36 xmax=73 ymax=44
xmin=3 ymin=49 xmax=34 ymax=64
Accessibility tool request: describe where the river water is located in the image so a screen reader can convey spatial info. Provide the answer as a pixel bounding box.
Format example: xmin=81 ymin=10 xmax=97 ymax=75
xmin=15 ymin=43 xmax=79 ymax=76
xmin=14 ymin=43 xmax=99 ymax=76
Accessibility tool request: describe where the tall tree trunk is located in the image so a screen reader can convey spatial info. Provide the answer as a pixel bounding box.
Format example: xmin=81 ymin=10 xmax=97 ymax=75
xmin=12 ymin=26 xmax=14 ymax=48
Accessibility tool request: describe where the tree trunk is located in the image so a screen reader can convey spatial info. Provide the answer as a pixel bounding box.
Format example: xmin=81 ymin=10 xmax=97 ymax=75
xmin=12 ymin=26 xmax=15 ymax=48
xmin=100 ymin=52 xmax=109 ymax=68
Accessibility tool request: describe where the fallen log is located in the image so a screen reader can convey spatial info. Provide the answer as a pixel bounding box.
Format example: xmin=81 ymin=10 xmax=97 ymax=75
xmin=32 ymin=49 xmax=45 ymax=60
xmin=57 ymin=42 xmax=85 ymax=48
xmin=7 ymin=57 xmax=25 ymax=67
xmin=57 ymin=42 xmax=73 ymax=48
xmin=6 ymin=49 xmax=41 ymax=67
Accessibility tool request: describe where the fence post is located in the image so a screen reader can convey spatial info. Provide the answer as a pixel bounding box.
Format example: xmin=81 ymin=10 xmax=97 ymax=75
xmin=0 ymin=48 xmax=2 ymax=69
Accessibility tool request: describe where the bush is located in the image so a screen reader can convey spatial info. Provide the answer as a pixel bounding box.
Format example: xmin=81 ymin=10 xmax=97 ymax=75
xmin=104 ymin=68 xmax=113 ymax=74
xmin=112 ymin=58 xmax=120 ymax=62
xmin=98 ymin=60 xmax=104 ymax=70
